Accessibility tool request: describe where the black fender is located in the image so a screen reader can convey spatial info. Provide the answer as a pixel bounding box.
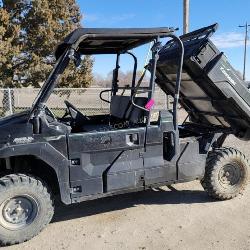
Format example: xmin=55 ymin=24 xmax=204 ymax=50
xmin=0 ymin=142 xmax=71 ymax=204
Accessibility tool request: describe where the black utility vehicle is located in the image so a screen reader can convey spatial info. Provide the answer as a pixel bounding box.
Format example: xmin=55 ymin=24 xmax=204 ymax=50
xmin=0 ymin=24 xmax=249 ymax=245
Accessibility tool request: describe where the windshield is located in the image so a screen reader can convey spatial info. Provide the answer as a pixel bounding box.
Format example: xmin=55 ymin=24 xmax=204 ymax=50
xmin=29 ymin=50 xmax=70 ymax=117
xmin=31 ymin=55 xmax=66 ymax=108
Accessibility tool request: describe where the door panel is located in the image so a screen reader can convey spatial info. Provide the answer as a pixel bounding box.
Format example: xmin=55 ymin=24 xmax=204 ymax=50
xmin=68 ymin=128 xmax=145 ymax=156
xmin=144 ymin=126 xmax=177 ymax=185
xmin=105 ymin=149 xmax=144 ymax=192
xmin=68 ymin=127 xmax=145 ymax=198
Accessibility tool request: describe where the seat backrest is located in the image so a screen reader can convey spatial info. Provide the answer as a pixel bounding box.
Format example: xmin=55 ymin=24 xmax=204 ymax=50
xmin=110 ymin=95 xmax=130 ymax=119
xmin=125 ymin=97 xmax=148 ymax=124
xmin=110 ymin=95 xmax=148 ymax=124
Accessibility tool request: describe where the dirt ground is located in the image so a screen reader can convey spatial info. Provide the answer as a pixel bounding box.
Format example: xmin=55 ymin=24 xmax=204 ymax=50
xmin=3 ymin=135 xmax=250 ymax=250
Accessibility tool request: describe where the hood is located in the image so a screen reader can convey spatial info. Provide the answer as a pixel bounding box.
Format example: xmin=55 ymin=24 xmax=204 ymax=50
xmin=0 ymin=110 xmax=33 ymax=146
xmin=0 ymin=110 xmax=30 ymax=127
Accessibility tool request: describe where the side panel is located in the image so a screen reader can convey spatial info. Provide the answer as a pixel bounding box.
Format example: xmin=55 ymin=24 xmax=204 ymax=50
xmin=144 ymin=126 xmax=177 ymax=185
xmin=105 ymin=149 xmax=144 ymax=192
xmin=177 ymin=138 xmax=207 ymax=180
xmin=68 ymin=128 xmax=145 ymax=200
xmin=177 ymin=133 xmax=221 ymax=181
xmin=143 ymin=111 xmax=177 ymax=186
xmin=143 ymin=120 xmax=215 ymax=186
xmin=0 ymin=139 xmax=71 ymax=204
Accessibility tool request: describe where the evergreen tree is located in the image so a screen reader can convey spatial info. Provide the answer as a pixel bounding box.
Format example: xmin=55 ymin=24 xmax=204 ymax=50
xmin=0 ymin=2 xmax=22 ymax=87
xmin=0 ymin=0 xmax=93 ymax=88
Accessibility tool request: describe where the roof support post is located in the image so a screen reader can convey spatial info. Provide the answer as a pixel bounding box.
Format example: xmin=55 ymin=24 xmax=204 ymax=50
xmin=147 ymin=37 xmax=161 ymax=126
xmin=112 ymin=54 xmax=120 ymax=96
xmin=126 ymin=51 xmax=138 ymax=96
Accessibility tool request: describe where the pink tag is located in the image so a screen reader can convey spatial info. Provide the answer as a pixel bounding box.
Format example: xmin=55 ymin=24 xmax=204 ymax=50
xmin=145 ymin=99 xmax=155 ymax=110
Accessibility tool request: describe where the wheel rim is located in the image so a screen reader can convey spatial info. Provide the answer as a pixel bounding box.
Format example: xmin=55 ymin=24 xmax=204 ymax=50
xmin=218 ymin=162 xmax=243 ymax=188
xmin=0 ymin=195 xmax=39 ymax=230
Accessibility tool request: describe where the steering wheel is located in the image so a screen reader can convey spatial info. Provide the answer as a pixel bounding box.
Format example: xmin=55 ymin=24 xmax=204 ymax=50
xmin=64 ymin=100 xmax=90 ymax=122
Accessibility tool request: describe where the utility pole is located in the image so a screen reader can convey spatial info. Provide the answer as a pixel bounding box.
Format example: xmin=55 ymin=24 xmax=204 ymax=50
xmin=183 ymin=0 xmax=190 ymax=34
xmin=239 ymin=22 xmax=250 ymax=80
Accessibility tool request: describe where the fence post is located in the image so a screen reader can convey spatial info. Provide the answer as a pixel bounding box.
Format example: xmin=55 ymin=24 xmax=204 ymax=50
xmin=100 ymin=91 xmax=103 ymax=109
xmin=8 ymin=88 xmax=13 ymax=115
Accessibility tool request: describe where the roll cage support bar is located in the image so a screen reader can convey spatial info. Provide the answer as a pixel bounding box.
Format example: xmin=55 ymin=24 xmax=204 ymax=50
xmin=129 ymin=34 xmax=184 ymax=156
xmin=166 ymin=34 xmax=184 ymax=156
xmin=99 ymin=51 xmax=138 ymax=103
xmin=130 ymin=35 xmax=184 ymax=129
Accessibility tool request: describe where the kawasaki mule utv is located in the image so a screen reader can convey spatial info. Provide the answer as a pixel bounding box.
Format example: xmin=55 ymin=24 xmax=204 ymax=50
xmin=0 ymin=24 xmax=249 ymax=245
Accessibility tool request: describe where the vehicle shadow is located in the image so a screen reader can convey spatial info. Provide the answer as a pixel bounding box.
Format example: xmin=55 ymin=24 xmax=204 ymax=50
xmin=52 ymin=186 xmax=216 ymax=223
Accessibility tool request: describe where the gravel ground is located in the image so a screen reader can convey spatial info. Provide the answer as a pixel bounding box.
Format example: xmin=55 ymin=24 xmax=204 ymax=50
xmin=3 ymin=135 xmax=250 ymax=250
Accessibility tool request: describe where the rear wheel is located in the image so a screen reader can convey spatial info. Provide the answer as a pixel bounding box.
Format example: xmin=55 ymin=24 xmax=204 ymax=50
xmin=201 ymin=148 xmax=249 ymax=200
xmin=0 ymin=174 xmax=54 ymax=246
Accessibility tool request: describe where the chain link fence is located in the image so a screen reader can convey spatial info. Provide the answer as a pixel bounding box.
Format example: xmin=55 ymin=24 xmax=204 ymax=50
xmin=0 ymin=87 xmax=172 ymax=118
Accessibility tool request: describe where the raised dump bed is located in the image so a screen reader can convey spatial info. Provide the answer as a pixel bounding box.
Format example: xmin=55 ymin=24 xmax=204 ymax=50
xmin=156 ymin=23 xmax=250 ymax=139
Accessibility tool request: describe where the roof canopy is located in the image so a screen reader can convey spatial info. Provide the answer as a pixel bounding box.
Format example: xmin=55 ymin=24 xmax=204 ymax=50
xmin=55 ymin=27 xmax=174 ymax=59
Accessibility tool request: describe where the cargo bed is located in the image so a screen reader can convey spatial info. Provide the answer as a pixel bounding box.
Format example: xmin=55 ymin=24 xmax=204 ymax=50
xmin=156 ymin=23 xmax=250 ymax=138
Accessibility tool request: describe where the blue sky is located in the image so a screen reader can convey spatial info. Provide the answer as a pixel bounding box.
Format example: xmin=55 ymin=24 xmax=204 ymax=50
xmin=77 ymin=0 xmax=250 ymax=80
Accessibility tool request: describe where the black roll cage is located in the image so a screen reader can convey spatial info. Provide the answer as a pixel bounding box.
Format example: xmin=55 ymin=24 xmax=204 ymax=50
xmin=29 ymin=29 xmax=184 ymax=151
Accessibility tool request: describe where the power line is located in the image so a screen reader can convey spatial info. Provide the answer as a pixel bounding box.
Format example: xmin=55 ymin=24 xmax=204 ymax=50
xmin=239 ymin=22 xmax=250 ymax=81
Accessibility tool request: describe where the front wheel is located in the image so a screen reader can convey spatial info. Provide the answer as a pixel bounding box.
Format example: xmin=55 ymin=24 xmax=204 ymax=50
xmin=201 ymin=148 xmax=249 ymax=200
xmin=0 ymin=174 xmax=54 ymax=246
